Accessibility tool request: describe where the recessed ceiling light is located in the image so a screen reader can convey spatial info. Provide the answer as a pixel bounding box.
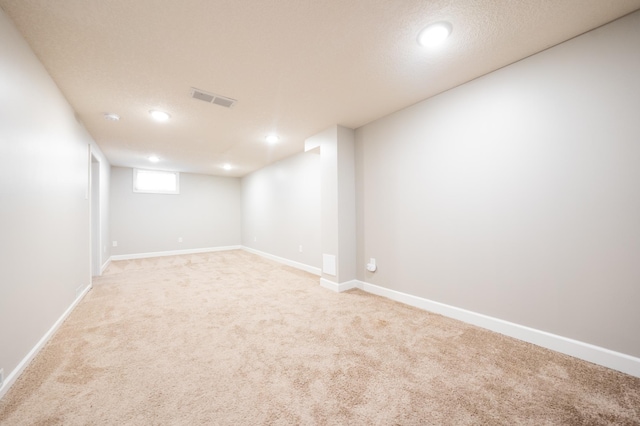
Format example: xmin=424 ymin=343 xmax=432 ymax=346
xmin=104 ymin=113 xmax=120 ymax=121
xmin=149 ymin=110 xmax=170 ymax=122
xmin=417 ymin=21 xmax=452 ymax=48
xmin=223 ymin=163 xmax=232 ymax=171
xmin=265 ymin=134 xmax=279 ymax=144
xmin=149 ymin=155 xmax=160 ymax=163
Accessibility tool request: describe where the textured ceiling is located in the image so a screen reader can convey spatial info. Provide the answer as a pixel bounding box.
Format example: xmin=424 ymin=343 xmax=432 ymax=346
xmin=2 ymin=0 xmax=640 ymax=177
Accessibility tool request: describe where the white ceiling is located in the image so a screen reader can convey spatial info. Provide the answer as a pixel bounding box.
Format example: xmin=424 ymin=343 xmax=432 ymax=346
xmin=2 ymin=0 xmax=640 ymax=177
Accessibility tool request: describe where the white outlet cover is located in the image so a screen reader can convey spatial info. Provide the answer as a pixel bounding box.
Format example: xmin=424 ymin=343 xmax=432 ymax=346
xmin=112 ymin=241 xmax=118 ymax=247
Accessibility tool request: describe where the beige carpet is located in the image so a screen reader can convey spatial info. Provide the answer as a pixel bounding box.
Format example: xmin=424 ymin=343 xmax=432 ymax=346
xmin=1 ymin=250 xmax=639 ymax=425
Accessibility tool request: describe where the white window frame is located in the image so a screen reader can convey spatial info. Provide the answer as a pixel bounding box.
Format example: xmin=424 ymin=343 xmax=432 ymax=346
xmin=133 ymin=168 xmax=180 ymax=195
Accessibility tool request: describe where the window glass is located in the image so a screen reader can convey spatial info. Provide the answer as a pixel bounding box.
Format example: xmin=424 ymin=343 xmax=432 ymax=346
xmin=133 ymin=169 xmax=179 ymax=194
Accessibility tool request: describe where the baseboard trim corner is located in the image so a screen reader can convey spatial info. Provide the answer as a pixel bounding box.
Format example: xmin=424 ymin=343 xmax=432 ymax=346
xmin=0 ymin=283 xmax=92 ymax=400
xmin=319 ymin=278 xmax=361 ymax=292
xmin=359 ymin=281 xmax=640 ymax=378
xmin=110 ymin=245 xmax=242 ymax=261
xmin=100 ymin=258 xmax=111 ymax=274
xmin=241 ymin=246 xmax=321 ymax=276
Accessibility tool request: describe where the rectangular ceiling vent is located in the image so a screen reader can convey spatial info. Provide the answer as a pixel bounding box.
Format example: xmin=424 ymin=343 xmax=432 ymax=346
xmin=190 ymin=87 xmax=237 ymax=108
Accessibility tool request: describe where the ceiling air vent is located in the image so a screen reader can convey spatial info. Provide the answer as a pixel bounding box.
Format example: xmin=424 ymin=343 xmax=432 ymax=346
xmin=190 ymin=88 xmax=237 ymax=108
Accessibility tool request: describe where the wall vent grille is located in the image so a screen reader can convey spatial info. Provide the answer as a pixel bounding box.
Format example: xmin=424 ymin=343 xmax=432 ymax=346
xmin=190 ymin=88 xmax=236 ymax=108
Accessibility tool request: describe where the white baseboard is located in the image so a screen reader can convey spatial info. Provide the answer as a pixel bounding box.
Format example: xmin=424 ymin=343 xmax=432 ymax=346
xmin=320 ymin=278 xmax=360 ymax=292
xmin=100 ymin=258 xmax=111 ymax=274
xmin=110 ymin=245 xmax=242 ymax=261
xmin=0 ymin=283 xmax=92 ymax=400
xmin=241 ymin=246 xmax=321 ymax=276
xmin=355 ymin=280 xmax=640 ymax=378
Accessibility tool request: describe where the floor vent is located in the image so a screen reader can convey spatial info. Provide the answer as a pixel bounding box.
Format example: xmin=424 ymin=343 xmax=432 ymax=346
xmin=190 ymin=88 xmax=237 ymax=108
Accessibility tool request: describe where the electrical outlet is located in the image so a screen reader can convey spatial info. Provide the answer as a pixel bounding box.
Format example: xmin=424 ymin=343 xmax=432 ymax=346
xmin=299 ymin=245 xmax=303 ymax=253
xmin=112 ymin=241 xmax=118 ymax=247
xmin=0 ymin=368 xmax=4 ymax=387
xmin=178 ymin=237 xmax=183 ymax=243
xmin=253 ymin=236 xmax=257 ymax=242
xmin=367 ymin=258 xmax=377 ymax=273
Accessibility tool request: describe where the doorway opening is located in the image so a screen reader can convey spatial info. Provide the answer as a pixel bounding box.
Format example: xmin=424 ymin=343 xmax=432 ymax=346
xmin=90 ymin=152 xmax=101 ymax=277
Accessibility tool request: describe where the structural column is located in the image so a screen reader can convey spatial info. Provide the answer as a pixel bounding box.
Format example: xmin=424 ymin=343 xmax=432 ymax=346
xmin=305 ymin=125 xmax=356 ymax=291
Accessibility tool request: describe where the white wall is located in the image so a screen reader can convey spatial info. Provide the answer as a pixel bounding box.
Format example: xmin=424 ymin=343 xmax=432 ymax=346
xmin=242 ymin=152 xmax=321 ymax=270
xmin=0 ymin=7 xmax=109 ymax=392
xmin=110 ymin=167 xmax=241 ymax=256
xmin=356 ymin=11 xmax=640 ymax=358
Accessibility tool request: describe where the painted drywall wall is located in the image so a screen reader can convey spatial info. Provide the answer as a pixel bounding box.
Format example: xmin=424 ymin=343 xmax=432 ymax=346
xmin=241 ymin=151 xmax=321 ymax=269
xmin=110 ymin=167 xmax=241 ymax=255
xmin=355 ymin=10 xmax=640 ymax=358
xmin=0 ymin=8 xmax=108 ymax=387
xmin=336 ymin=126 xmax=357 ymax=282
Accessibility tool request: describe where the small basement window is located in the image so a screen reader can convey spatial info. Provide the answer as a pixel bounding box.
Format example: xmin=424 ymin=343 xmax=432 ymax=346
xmin=133 ymin=169 xmax=179 ymax=194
